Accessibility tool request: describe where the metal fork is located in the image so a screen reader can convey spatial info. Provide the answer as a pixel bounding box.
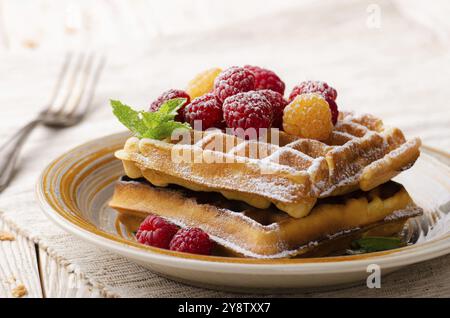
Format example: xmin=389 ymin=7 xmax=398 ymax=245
xmin=0 ymin=52 xmax=105 ymax=193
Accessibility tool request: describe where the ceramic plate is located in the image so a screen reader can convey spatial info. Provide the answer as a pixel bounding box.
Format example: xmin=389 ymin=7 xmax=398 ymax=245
xmin=36 ymin=132 xmax=450 ymax=291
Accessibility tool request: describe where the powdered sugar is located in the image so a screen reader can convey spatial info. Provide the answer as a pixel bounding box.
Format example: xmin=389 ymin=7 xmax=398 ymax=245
xmin=384 ymin=206 xmax=423 ymax=222
xmin=326 ymin=228 xmax=360 ymax=240
xmin=119 ymin=112 xmax=420 ymax=218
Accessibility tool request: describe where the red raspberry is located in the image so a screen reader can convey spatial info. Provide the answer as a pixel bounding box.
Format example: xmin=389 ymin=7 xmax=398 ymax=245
xmin=223 ymin=91 xmax=272 ymax=134
xmin=213 ymin=67 xmax=255 ymax=103
xmin=244 ymin=65 xmax=285 ymax=95
xmin=169 ymin=228 xmax=213 ymax=255
xmin=257 ymin=89 xmax=288 ymax=129
xmin=184 ymin=93 xmax=224 ymax=130
xmin=288 ymin=81 xmax=337 ymax=102
xmin=327 ymin=98 xmax=339 ymax=125
xmin=136 ymin=215 xmax=179 ymax=249
xmin=149 ymin=89 xmax=191 ymax=122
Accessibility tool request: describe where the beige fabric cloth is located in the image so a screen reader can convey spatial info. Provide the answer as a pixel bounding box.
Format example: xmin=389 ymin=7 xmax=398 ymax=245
xmin=0 ymin=0 xmax=449 ymax=297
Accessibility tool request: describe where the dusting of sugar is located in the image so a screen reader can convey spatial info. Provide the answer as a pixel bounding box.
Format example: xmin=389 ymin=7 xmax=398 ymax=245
xmin=306 ymin=158 xmax=322 ymax=174
xmin=121 ymin=111 xmax=419 ymax=217
xmin=134 ymin=153 xmax=305 ymax=203
xmin=214 ymin=208 xmax=280 ymax=231
xmin=384 ymin=206 xmax=423 ymax=222
xmin=319 ymin=173 xmax=361 ymax=197
xmin=326 ymin=228 xmax=360 ymax=240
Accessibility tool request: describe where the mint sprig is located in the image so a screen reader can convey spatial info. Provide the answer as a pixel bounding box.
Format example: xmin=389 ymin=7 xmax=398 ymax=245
xmin=350 ymin=236 xmax=405 ymax=253
xmin=111 ymin=98 xmax=191 ymax=140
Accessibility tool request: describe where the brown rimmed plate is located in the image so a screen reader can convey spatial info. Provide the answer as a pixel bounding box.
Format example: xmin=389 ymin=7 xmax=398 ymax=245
xmin=36 ymin=132 xmax=450 ymax=291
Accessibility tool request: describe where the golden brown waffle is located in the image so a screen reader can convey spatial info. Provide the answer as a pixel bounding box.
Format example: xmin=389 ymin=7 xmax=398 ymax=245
xmin=115 ymin=112 xmax=421 ymax=218
xmin=110 ymin=178 xmax=422 ymax=259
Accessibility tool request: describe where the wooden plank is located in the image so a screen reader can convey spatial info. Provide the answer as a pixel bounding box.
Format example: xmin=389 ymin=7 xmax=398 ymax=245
xmin=0 ymin=218 xmax=43 ymax=298
xmin=0 ymin=218 xmax=107 ymax=298
xmin=37 ymin=247 xmax=107 ymax=298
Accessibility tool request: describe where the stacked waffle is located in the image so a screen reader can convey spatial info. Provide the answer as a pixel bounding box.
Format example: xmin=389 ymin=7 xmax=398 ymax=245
xmin=110 ymin=112 xmax=422 ymax=258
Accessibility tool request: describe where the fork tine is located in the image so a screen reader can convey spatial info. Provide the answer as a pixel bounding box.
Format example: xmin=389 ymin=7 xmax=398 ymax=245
xmin=67 ymin=53 xmax=106 ymax=119
xmin=40 ymin=52 xmax=105 ymax=127
xmin=42 ymin=52 xmax=73 ymax=114
xmin=51 ymin=52 xmax=86 ymax=115
xmin=59 ymin=52 xmax=95 ymax=116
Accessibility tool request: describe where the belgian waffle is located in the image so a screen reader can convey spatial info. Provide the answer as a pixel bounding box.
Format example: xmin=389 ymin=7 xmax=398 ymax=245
xmin=115 ymin=112 xmax=421 ymax=218
xmin=110 ymin=178 xmax=422 ymax=259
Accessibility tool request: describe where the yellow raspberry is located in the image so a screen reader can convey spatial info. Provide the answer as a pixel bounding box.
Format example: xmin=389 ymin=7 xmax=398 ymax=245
xmin=282 ymin=93 xmax=333 ymax=141
xmin=186 ymin=68 xmax=222 ymax=99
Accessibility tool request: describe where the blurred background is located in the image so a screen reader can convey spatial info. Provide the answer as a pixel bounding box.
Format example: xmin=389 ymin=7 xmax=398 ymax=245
xmin=0 ymin=0 xmax=449 ymax=149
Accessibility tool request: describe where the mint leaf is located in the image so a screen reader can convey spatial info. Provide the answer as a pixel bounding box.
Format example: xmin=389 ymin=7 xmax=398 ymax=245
xmin=351 ymin=237 xmax=405 ymax=253
xmin=111 ymin=100 xmax=147 ymax=137
xmin=110 ymin=98 xmax=190 ymax=140
xmin=158 ymin=98 xmax=187 ymax=117
xmin=145 ymin=121 xmax=191 ymax=140
xmin=141 ymin=111 xmax=190 ymax=140
xmin=141 ymin=98 xmax=187 ymax=127
xmin=141 ymin=98 xmax=187 ymax=128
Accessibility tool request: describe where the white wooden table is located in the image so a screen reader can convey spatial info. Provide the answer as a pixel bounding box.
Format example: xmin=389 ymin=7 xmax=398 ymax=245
xmin=1 ymin=0 xmax=449 ymax=298
xmin=0 ymin=219 xmax=105 ymax=298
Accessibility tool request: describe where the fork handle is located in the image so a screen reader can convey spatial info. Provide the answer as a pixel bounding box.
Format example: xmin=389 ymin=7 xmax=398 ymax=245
xmin=0 ymin=119 xmax=41 ymax=192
